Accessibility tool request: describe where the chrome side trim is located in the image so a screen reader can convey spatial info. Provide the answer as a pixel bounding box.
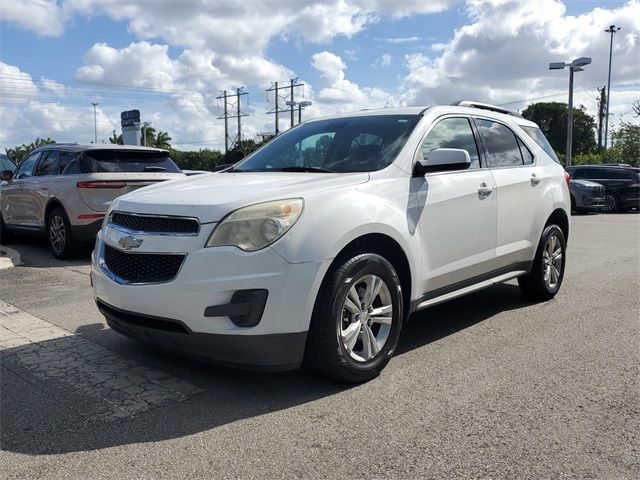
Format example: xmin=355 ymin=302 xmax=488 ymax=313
xmin=108 ymin=210 xmax=201 ymax=236
xmin=97 ymin=240 xmax=187 ymax=286
xmin=414 ymin=271 xmax=527 ymax=311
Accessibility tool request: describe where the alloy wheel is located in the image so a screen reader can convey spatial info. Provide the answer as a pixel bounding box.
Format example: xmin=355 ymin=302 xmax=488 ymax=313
xmin=542 ymin=234 xmax=563 ymax=290
xmin=49 ymin=215 xmax=66 ymax=254
xmin=339 ymin=274 xmax=393 ymax=362
xmin=603 ymin=194 xmax=617 ymax=213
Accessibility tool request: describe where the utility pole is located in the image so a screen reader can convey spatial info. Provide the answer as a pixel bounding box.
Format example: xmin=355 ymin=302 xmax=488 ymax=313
xmin=567 ymin=67 xmax=575 ymax=167
xmin=217 ymin=88 xmax=249 ymax=153
xmin=266 ymin=78 xmax=305 ymax=134
xmin=604 ymin=25 xmax=621 ymax=149
xmin=91 ymin=102 xmax=98 ymax=143
xmin=597 ymin=86 xmax=606 ymax=151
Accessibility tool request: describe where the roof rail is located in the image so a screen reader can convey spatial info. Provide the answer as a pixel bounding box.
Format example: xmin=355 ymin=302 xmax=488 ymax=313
xmin=451 ymin=100 xmax=523 ymax=118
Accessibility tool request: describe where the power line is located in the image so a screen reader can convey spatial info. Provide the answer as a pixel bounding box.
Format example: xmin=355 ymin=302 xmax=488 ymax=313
xmin=266 ymin=78 xmax=305 ymax=134
xmin=216 ymin=87 xmax=248 ymax=154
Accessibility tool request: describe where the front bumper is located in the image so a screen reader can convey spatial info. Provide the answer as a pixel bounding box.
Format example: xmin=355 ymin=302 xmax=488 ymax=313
xmin=97 ymin=299 xmax=307 ymax=371
xmin=92 ymin=228 xmax=330 ymax=369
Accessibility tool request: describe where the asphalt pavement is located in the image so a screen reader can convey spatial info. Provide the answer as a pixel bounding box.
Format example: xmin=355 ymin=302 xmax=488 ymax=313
xmin=1 ymin=214 xmax=638 ymax=479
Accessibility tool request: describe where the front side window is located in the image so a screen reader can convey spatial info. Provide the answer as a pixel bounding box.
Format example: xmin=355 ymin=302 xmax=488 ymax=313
xmin=15 ymin=152 xmax=40 ymax=179
xmin=420 ymin=117 xmax=480 ymax=169
xmin=35 ymin=150 xmax=60 ymax=176
xmin=0 ymin=154 xmax=15 ymax=173
xmin=233 ymin=115 xmax=420 ymax=173
xmin=476 ymin=119 xmax=524 ymax=168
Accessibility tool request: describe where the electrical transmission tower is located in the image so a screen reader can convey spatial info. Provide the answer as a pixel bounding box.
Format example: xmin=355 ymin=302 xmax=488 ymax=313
xmin=217 ymin=87 xmax=249 ymax=153
xmin=266 ymin=78 xmax=305 ymax=135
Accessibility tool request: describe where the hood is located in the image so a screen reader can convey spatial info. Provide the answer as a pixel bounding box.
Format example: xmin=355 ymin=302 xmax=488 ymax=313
xmin=111 ymin=171 xmax=370 ymax=223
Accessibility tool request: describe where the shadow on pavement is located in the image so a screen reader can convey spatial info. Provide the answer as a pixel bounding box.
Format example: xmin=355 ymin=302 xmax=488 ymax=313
xmin=0 ymin=236 xmax=92 ymax=268
xmin=1 ymin=283 xmax=530 ymax=455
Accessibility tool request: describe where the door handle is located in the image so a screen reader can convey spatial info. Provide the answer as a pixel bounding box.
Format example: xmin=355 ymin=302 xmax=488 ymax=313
xmin=478 ymin=183 xmax=494 ymax=197
xmin=530 ymin=173 xmax=541 ymax=186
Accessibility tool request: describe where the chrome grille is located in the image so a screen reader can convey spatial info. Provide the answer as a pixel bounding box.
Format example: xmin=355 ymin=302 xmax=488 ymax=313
xmin=103 ymin=245 xmax=185 ymax=284
xmin=110 ymin=212 xmax=199 ymax=235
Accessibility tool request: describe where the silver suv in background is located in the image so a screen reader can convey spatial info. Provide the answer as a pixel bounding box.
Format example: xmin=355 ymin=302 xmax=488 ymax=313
xmin=0 ymin=144 xmax=184 ymax=258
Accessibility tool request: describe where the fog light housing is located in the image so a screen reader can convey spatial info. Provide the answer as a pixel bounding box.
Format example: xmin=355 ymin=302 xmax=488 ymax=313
xmin=204 ymin=289 xmax=268 ymax=327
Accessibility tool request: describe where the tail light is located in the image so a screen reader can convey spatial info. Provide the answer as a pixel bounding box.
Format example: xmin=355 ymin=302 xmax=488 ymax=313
xmin=564 ymin=171 xmax=570 ymax=190
xmin=77 ymin=181 xmax=126 ymax=189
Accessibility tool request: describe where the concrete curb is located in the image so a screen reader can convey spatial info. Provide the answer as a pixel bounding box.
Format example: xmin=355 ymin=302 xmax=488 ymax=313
xmin=0 ymin=245 xmax=21 ymax=269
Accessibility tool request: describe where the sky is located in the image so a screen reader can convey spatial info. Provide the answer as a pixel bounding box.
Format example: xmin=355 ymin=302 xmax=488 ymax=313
xmin=0 ymin=0 xmax=638 ymax=152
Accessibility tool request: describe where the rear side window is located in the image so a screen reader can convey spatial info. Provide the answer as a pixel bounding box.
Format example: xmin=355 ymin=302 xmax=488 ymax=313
xmin=599 ymin=168 xmax=633 ymax=180
xmin=35 ymin=150 xmax=60 ymax=176
xmin=59 ymin=151 xmax=79 ymax=173
xmin=420 ymin=117 xmax=481 ymax=169
xmin=63 ymin=150 xmax=180 ymax=174
xmin=522 ymin=126 xmax=560 ymax=164
xmin=475 ymin=119 xmax=523 ymax=167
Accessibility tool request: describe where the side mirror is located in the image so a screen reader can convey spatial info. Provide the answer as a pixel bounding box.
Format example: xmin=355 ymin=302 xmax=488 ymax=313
xmin=0 ymin=170 xmax=13 ymax=182
xmin=414 ymin=148 xmax=471 ymax=175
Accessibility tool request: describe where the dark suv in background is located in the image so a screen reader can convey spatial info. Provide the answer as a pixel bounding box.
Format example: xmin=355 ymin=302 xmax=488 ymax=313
xmin=566 ymin=164 xmax=640 ymax=213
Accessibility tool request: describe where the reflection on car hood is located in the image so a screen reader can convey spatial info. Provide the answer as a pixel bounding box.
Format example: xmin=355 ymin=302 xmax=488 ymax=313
xmin=111 ymin=171 xmax=370 ymax=223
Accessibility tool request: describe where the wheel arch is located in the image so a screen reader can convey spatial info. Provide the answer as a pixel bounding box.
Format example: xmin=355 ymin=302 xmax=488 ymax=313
xmin=546 ymin=208 xmax=569 ymax=243
xmin=322 ymin=232 xmax=413 ymax=321
xmin=44 ymin=198 xmax=66 ymax=224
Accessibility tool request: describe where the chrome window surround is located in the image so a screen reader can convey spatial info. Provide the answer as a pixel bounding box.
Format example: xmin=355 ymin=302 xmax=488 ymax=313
xmin=107 ymin=211 xmax=201 ymax=236
xmin=97 ymin=239 xmax=187 ymax=286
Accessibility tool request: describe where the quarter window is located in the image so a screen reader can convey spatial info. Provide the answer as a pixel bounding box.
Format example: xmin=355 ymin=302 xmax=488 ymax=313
xmin=476 ymin=119 xmax=524 ymax=167
xmin=14 ymin=152 xmax=40 ymax=179
xmin=517 ymin=137 xmax=534 ymax=165
xmin=35 ymin=150 xmax=60 ymax=176
xmin=420 ymin=117 xmax=480 ymax=169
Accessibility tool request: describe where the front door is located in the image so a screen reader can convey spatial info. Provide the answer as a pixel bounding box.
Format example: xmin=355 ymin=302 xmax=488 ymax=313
xmin=415 ymin=116 xmax=498 ymax=295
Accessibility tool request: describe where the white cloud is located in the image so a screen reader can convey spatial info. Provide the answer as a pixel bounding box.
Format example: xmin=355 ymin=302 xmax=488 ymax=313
xmin=0 ymin=0 xmax=65 ymax=36
xmin=394 ymin=0 xmax=640 ymax=133
xmin=374 ymin=53 xmax=392 ymax=67
xmin=378 ymin=36 xmax=422 ymax=44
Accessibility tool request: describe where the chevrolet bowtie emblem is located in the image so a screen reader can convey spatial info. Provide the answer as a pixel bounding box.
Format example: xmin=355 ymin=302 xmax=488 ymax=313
xmin=118 ymin=235 xmax=143 ymax=250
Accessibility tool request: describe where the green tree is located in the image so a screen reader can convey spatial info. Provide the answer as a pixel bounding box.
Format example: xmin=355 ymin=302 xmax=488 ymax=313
xmin=168 ymin=148 xmax=224 ymax=170
xmin=108 ymin=130 xmax=123 ymax=145
xmin=608 ymin=123 xmax=640 ymax=167
xmin=522 ymin=102 xmax=597 ymax=157
xmin=154 ymin=131 xmax=172 ymax=149
xmin=5 ymin=137 xmax=56 ymax=164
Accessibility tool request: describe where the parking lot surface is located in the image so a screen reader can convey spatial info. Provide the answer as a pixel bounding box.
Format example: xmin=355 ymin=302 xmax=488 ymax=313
xmin=1 ymin=214 xmax=638 ymax=479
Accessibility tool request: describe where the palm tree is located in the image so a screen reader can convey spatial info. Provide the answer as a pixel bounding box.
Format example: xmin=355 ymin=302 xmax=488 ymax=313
xmin=142 ymin=125 xmax=156 ymax=147
xmin=154 ymin=131 xmax=172 ymax=149
xmin=108 ymin=130 xmax=123 ymax=145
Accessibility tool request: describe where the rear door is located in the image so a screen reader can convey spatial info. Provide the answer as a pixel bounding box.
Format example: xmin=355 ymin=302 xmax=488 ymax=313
xmin=1 ymin=151 xmax=41 ymax=226
xmin=475 ymin=117 xmax=543 ymax=269
xmin=64 ymin=149 xmax=183 ymax=212
xmin=416 ymin=116 xmax=498 ymax=294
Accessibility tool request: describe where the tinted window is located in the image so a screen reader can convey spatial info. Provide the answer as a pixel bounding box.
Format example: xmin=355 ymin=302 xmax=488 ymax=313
xmin=599 ymin=168 xmax=633 ymax=180
xmin=63 ymin=150 xmax=180 ymax=174
xmin=476 ymin=119 xmax=524 ymax=167
xmin=233 ymin=115 xmax=419 ymax=173
xmin=35 ymin=150 xmax=60 ymax=176
xmin=14 ymin=152 xmax=40 ymax=179
xmin=420 ymin=117 xmax=480 ymax=169
xmin=59 ymin=151 xmax=79 ymax=172
xmin=522 ymin=126 xmax=560 ymax=163
xmin=0 ymin=154 xmax=15 ymax=173
xmin=517 ymin=137 xmax=534 ymax=165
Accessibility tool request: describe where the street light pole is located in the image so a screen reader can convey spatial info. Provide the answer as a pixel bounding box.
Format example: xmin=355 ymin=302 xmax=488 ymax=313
xmin=566 ymin=67 xmax=574 ymax=167
xmin=549 ymin=57 xmax=591 ymax=167
xmin=91 ymin=102 xmax=98 ymax=143
xmin=604 ymin=25 xmax=620 ymax=149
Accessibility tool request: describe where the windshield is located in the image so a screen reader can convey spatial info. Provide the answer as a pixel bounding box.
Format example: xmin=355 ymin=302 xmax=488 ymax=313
xmin=521 ymin=126 xmax=559 ymax=164
xmin=63 ymin=150 xmax=181 ymax=174
xmin=233 ymin=115 xmax=420 ymax=173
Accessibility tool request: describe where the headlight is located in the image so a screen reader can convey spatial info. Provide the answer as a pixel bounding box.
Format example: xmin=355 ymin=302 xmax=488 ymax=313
xmin=206 ymin=198 xmax=304 ymax=251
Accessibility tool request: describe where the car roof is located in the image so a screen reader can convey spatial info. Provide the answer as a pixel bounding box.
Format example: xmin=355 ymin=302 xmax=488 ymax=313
xmin=305 ymin=104 xmax=538 ymax=128
xmin=33 ymin=143 xmax=168 ymax=153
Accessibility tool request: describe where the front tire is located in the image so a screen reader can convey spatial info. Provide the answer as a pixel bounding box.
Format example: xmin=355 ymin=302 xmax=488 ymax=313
xmin=305 ymin=253 xmax=404 ymax=383
xmin=47 ymin=208 xmax=78 ymax=259
xmin=518 ymin=224 xmax=566 ymax=301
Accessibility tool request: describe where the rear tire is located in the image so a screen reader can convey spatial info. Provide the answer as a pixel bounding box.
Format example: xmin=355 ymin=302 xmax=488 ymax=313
xmin=0 ymin=215 xmax=16 ymax=244
xmin=602 ymin=193 xmax=620 ymax=213
xmin=518 ymin=224 xmax=566 ymax=301
xmin=305 ymin=253 xmax=404 ymax=383
xmin=47 ymin=207 xmax=78 ymax=259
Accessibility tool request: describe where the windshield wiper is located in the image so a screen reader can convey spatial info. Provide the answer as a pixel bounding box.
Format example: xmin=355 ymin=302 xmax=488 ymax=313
xmin=273 ymin=166 xmax=334 ymax=173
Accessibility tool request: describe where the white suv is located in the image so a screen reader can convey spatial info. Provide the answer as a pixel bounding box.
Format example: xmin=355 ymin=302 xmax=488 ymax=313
xmin=92 ymin=102 xmax=570 ymax=382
